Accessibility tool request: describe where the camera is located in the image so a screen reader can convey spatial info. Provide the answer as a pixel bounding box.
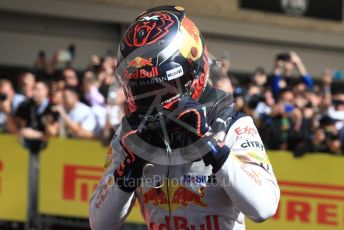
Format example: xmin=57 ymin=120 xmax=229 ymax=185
xmin=332 ymin=99 xmax=344 ymax=106
xmin=276 ymin=53 xmax=291 ymax=61
xmin=38 ymin=51 xmax=46 ymax=59
xmin=0 ymin=93 xmax=7 ymax=102
xmin=57 ymin=44 xmax=75 ymax=63
xmin=233 ymin=87 xmax=246 ymax=98
xmin=245 ymin=94 xmax=265 ymax=109
xmin=57 ymin=50 xmax=72 ymax=63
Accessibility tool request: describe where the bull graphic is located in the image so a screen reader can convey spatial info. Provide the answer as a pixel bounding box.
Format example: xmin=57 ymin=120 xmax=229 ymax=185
xmin=143 ymin=188 xmax=168 ymax=206
xmin=172 ymin=186 xmax=207 ymax=207
xmin=127 ymin=57 xmax=153 ymax=68
xmin=124 ymin=12 xmax=175 ymax=47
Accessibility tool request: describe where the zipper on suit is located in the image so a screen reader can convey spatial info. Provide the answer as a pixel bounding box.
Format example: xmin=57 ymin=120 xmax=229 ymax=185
xmin=164 ymin=138 xmax=173 ymax=230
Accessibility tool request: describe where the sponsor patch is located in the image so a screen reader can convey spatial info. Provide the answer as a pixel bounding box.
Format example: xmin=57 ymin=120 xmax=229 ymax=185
xmin=166 ymin=66 xmax=184 ymax=81
xmin=103 ymin=146 xmax=113 ymax=169
xmin=150 ymin=215 xmax=219 ymax=230
xmin=124 ymin=67 xmax=158 ymax=79
xmin=95 ymin=184 xmax=109 ymax=208
xmin=234 ymin=126 xmax=258 ymax=137
xmin=183 ymin=175 xmax=207 ymax=184
xmin=143 ymin=180 xmax=208 ymax=210
xmin=240 ymin=139 xmax=265 ymax=151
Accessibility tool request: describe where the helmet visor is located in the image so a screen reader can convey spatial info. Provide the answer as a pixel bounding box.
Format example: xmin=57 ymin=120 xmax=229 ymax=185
xmin=114 ymin=32 xmax=190 ymax=113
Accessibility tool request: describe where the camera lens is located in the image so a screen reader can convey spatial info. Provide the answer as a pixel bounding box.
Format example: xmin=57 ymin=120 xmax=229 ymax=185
xmin=0 ymin=93 xmax=7 ymax=101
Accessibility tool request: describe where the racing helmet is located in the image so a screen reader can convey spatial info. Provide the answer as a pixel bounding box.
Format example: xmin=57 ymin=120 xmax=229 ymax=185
xmin=116 ymin=5 xmax=210 ymax=113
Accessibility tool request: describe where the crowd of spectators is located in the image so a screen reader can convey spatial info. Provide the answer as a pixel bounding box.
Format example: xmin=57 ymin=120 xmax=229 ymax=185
xmin=211 ymin=52 xmax=344 ymax=156
xmin=0 ymin=49 xmax=343 ymax=156
xmin=0 ymin=50 xmax=126 ymax=150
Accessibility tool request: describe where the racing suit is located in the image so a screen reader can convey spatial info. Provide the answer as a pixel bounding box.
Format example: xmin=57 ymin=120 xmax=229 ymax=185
xmin=89 ymin=87 xmax=280 ymax=230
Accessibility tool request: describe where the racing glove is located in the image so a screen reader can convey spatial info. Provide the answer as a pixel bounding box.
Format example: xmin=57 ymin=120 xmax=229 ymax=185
xmin=114 ymin=113 xmax=149 ymax=193
xmin=171 ymin=96 xmax=231 ymax=173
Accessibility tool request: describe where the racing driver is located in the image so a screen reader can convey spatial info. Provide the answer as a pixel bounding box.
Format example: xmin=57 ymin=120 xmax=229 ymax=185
xmin=90 ymin=5 xmax=280 ymax=230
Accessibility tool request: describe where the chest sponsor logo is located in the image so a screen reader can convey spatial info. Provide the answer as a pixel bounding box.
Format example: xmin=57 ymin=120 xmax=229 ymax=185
xmin=143 ymin=182 xmax=208 ymax=210
xmin=149 ymin=215 xmax=219 ymax=230
xmin=183 ymin=175 xmax=207 ymax=184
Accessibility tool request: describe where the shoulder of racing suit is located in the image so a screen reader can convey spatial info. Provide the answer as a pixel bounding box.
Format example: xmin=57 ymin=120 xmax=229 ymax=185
xmin=199 ymin=86 xmax=246 ymax=134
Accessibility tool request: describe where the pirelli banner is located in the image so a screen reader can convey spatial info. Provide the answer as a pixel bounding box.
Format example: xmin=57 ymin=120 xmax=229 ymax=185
xmin=255 ymin=152 xmax=344 ymax=230
xmin=0 ymin=135 xmax=28 ymax=222
xmin=38 ymin=138 xmax=344 ymax=229
xmin=38 ymin=138 xmax=143 ymax=223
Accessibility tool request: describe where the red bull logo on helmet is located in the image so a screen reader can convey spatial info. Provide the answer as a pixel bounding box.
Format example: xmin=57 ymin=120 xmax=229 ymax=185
xmin=125 ymin=57 xmax=159 ymax=79
xmin=127 ymin=57 xmax=153 ymax=68
xmin=124 ymin=66 xmax=159 ymax=80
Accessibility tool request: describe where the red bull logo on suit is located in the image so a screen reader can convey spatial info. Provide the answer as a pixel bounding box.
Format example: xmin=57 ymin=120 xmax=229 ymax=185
xmin=149 ymin=215 xmax=219 ymax=230
xmin=143 ymin=187 xmax=168 ymax=206
xmin=143 ymin=182 xmax=208 ymax=210
xmin=172 ymin=186 xmax=207 ymax=207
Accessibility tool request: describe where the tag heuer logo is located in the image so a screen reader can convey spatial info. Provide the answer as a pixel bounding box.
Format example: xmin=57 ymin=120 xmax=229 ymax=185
xmin=280 ymin=0 xmax=309 ymax=16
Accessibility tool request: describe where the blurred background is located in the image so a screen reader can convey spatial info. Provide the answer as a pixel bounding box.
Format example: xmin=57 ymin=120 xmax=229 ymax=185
xmin=0 ymin=0 xmax=343 ymax=229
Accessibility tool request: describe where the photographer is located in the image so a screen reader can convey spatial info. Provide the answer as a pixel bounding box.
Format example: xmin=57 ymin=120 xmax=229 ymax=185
xmin=326 ymin=93 xmax=344 ymax=154
xmin=271 ymin=51 xmax=313 ymax=98
xmin=17 ymin=72 xmax=36 ymax=98
xmin=318 ymin=115 xmax=343 ymax=155
xmin=15 ymin=80 xmax=59 ymax=228
xmin=251 ymin=67 xmax=268 ymax=88
xmin=242 ymin=85 xmax=263 ymax=121
xmin=262 ymin=89 xmax=303 ymax=151
xmin=62 ymin=68 xmax=79 ymax=88
xmin=98 ymin=56 xmax=118 ymax=98
xmin=0 ymin=79 xmax=25 ymax=133
xmin=52 ymin=86 xmax=96 ymax=139
xmin=16 ymin=81 xmax=59 ymax=151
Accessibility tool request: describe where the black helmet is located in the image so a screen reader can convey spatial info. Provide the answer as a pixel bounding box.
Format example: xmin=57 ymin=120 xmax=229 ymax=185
xmin=116 ymin=5 xmax=210 ymax=113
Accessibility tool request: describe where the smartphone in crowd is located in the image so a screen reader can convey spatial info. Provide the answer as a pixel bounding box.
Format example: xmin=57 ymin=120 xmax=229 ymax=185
xmin=284 ymin=104 xmax=295 ymax=113
xmin=57 ymin=44 xmax=75 ymax=63
xmin=277 ymin=53 xmax=291 ymax=61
